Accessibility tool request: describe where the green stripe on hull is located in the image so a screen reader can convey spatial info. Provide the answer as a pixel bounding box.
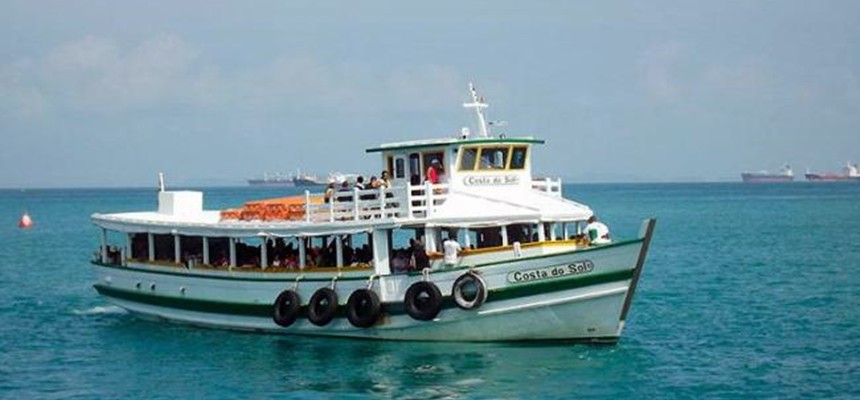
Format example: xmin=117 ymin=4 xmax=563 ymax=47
xmin=95 ymin=285 xmax=274 ymax=317
xmin=490 ymin=269 xmax=633 ymax=302
xmin=94 ymin=268 xmax=632 ymax=319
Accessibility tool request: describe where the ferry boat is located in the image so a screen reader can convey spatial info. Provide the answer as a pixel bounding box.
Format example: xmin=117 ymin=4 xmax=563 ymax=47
xmin=90 ymin=84 xmax=656 ymax=342
xmin=804 ymin=162 xmax=860 ymax=182
xmin=741 ymin=165 xmax=794 ymax=183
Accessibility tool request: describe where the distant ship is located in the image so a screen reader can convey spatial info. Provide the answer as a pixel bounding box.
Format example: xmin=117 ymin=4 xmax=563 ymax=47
xmin=804 ymin=162 xmax=860 ymax=182
xmin=741 ymin=165 xmax=794 ymax=183
xmin=247 ymin=173 xmax=296 ymax=187
xmin=248 ymin=171 xmax=355 ymax=187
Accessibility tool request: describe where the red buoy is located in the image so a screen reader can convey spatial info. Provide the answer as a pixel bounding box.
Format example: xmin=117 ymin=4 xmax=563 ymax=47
xmin=19 ymin=212 xmax=33 ymax=229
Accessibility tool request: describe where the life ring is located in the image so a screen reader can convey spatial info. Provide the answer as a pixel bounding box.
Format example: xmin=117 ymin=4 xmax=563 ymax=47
xmin=452 ymin=271 xmax=487 ymax=310
xmin=272 ymin=289 xmax=301 ymax=327
xmin=307 ymin=288 xmax=339 ymax=326
xmin=404 ymin=281 xmax=443 ymax=321
xmin=346 ymin=289 xmax=382 ymax=328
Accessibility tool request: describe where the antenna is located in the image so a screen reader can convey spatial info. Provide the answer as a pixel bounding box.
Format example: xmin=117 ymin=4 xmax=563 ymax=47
xmin=463 ymin=83 xmax=490 ymax=137
xmin=158 ymin=172 xmax=166 ymax=192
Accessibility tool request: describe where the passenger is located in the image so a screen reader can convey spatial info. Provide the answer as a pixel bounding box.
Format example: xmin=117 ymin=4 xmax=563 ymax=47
xmin=361 ymin=176 xmax=377 ymax=200
xmin=410 ymin=238 xmax=430 ymax=271
xmin=391 ymin=250 xmax=410 ymax=273
xmin=425 ymin=159 xmax=441 ymax=184
xmin=337 ymin=181 xmax=352 ymax=202
xmin=369 ymin=176 xmax=381 ymax=189
xmin=442 ymin=235 xmax=462 ymax=267
xmin=585 ymin=216 xmax=611 ymax=245
xmin=355 ymin=176 xmax=366 ymax=190
xmin=324 ymin=182 xmax=335 ymax=204
xmin=379 ymin=171 xmax=392 ymax=188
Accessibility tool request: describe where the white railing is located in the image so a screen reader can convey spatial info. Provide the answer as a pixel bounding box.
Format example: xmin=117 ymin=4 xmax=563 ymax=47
xmin=305 ymin=187 xmax=402 ymax=222
xmin=302 ymin=182 xmax=450 ymax=222
xmin=405 ymin=182 xmax=449 ymax=219
xmin=531 ymin=178 xmax=563 ymax=197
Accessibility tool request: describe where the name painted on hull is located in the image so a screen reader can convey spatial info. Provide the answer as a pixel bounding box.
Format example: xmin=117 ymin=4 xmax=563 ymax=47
xmin=463 ymin=175 xmax=520 ymax=186
xmin=507 ymin=260 xmax=594 ymax=284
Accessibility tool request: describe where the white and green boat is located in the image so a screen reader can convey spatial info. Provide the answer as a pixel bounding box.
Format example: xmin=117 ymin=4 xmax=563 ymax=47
xmin=90 ymin=84 xmax=656 ymax=342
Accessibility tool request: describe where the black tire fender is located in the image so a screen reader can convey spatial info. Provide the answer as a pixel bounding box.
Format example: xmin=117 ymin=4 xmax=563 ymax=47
xmin=404 ymin=281 xmax=443 ymax=321
xmin=452 ymin=271 xmax=488 ymax=310
xmin=307 ymin=287 xmax=339 ymax=326
xmin=272 ymin=289 xmax=301 ymax=327
xmin=346 ymin=289 xmax=382 ymax=328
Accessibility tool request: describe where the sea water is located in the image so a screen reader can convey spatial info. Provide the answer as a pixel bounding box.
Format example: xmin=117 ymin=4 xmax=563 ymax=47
xmin=0 ymin=183 xmax=857 ymax=399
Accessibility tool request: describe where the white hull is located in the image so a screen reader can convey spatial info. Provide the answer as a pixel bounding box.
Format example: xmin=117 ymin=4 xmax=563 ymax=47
xmin=91 ymin=224 xmax=654 ymax=342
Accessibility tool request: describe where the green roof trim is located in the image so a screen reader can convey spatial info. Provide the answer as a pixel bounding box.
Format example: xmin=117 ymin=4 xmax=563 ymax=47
xmin=365 ymin=137 xmax=546 ymax=153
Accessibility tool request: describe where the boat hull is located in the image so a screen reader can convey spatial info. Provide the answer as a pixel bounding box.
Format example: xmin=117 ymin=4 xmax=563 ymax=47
xmin=91 ymin=222 xmax=655 ymax=342
xmin=247 ymin=179 xmax=296 ymax=187
xmin=804 ymin=173 xmax=860 ymax=182
xmin=740 ymin=173 xmax=794 ymax=183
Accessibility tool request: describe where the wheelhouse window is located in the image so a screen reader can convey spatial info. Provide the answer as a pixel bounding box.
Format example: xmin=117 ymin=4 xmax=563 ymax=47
xmin=458 ymin=147 xmax=479 ymax=171
xmin=510 ymin=146 xmax=528 ymax=170
xmin=478 ymin=147 xmax=510 ymax=170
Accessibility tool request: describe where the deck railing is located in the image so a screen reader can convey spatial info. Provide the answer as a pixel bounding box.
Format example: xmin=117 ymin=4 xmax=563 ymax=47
xmin=225 ymin=178 xmax=563 ymax=223
xmin=303 ymin=182 xmax=450 ymax=222
xmin=531 ymin=178 xmax=563 ymax=197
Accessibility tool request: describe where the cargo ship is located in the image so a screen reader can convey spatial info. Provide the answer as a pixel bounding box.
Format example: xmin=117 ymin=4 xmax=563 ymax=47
xmin=804 ymin=162 xmax=860 ymax=182
xmin=247 ymin=170 xmax=328 ymax=187
xmin=247 ymin=173 xmax=295 ymax=187
xmin=740 ymin=165 xmax=794 ymax=183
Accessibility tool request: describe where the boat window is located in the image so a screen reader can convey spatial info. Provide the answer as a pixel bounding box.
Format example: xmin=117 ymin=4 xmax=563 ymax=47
xmin=394 ymin=158 xmax=405 ymax=179
xmin=478 ymin=147 xmax=510 ymax=170
xmin=505 ymin=224 xmax=531 ymax=244
xmin=408 ymin=153 xmax=421 ymax=184
xmin=458 ymin=147 xmax=478 ymax=171
xmin=130 ymin=233 xmax=148 ymax=259
xmin=510 ymin=146 xmax=528 ymax=170
xmin=476 ymin=227 xmax=503 ymax=248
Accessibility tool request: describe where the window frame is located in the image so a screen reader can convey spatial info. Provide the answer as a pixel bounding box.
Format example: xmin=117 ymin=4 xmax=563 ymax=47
xmin=509 ymin=146 xmax=529 ymax=170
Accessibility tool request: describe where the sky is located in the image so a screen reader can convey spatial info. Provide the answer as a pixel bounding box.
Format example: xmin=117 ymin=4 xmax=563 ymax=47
xmin=1 ymin=1 xmax=859 ymax=188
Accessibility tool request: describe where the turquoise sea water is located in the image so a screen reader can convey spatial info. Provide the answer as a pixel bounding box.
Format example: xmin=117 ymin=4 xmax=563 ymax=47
xmin=0 ymin=183 xmax=858 ymax=399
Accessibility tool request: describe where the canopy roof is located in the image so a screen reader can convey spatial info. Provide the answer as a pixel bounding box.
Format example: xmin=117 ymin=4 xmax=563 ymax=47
xmin=424 ymin=188 xmax=592 ymax=228
xmin=92 ymin=211 xmax=395 ymax=237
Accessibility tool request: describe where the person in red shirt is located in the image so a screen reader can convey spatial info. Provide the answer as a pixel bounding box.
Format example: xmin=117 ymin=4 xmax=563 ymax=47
xmin=426 ymin=159 xmax=441 ymax=184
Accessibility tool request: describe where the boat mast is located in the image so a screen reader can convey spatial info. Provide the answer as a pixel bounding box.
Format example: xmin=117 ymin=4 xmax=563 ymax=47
xmin=463 ymin=83 xmax=490 ymax=138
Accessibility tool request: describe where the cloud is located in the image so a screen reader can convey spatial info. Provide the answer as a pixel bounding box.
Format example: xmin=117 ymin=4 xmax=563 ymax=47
xmin=0 ymin=35 xmax=465 ymax=120
xmin=702 ymin=61 xmax=769 ymax=95
xmin=638 ymin=41 xmax=684 ymax=101
xmin=40 ymin=35 xmax=197 ymax=111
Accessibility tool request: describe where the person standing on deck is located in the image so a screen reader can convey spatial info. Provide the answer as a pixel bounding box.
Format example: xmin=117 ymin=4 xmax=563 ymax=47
xmin=442 ymin=235 xmax=462 ymax=267
xmin=585 ymin=216 xmax=611 ymax=245
xmin=410 ymin=238 xmax=430 ymax=271
xmin=426 ymin=159 xmax=441 ymax=184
